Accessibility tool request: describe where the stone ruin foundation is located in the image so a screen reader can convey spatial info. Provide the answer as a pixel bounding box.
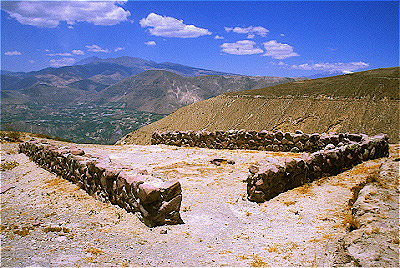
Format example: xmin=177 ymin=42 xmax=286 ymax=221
xmin=151 ymin=130 xmax=389 ymax=202
xmin=19 ymin=130 xmax=389 ymax=226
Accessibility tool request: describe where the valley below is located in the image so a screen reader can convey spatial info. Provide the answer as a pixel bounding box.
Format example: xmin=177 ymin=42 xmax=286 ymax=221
xmin=1 ymin=102 xmax=166 ymax=144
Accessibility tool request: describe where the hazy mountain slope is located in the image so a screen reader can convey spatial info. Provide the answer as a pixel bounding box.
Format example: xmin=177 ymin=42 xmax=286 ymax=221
xmin=1 ymin=56 xmax=236 ymax=92
xmin=74 ymin=56 xmax=235 ymax=77
xmin=1 ymin=74 xmax=40 ymax=90
xmin=1 ymin=63 xmax=137 ymax=90
xmin=20 ymin=84 xmax=93 ymax=104
xmin=67 ymin=79 xmax=108 ymax=92
xmin=97 ymin=70 xmax=302 ymax=114
xmin=118 ymin=67 xmax=400 ymax=145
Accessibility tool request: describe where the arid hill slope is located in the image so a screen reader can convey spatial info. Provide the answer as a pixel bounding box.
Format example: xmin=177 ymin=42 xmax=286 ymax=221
xmin=118 ymin=67 xmax=399 ymax=145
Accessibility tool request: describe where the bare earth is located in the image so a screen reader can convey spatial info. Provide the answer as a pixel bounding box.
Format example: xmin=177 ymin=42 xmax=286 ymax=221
xmin=1 ymin=141 xmax=399 ymax=267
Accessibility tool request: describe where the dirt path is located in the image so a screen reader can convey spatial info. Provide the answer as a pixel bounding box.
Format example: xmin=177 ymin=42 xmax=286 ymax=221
xmin=1 ymin=142 xmax=398 ymax=267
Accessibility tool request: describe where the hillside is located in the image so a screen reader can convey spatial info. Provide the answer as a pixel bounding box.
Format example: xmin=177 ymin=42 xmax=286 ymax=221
xmin=118 ymin=67 xmax=400 ymax=145
xmin=96 ymin=70 xmax=301 ymax=114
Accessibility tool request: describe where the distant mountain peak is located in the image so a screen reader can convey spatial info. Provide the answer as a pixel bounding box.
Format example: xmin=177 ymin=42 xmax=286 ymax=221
xmin=74 ymin=56 xmax=102 ymax=66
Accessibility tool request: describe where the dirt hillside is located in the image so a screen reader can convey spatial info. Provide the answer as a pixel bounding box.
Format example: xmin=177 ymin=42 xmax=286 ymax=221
xmin=118 ymin=67 xmax=399 ymax=145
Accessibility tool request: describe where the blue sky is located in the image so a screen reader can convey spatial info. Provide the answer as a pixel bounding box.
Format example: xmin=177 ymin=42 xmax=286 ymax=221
xmin=1 ymin=0 xmax=399 ymax=77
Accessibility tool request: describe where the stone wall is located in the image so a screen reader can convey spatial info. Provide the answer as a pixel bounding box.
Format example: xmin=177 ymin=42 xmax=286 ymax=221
xmin=19 ymin=139 xmax=183 ymax=227
xmin=152 ymin=130 xmax=389 ymax=203
xmin=246 ymin=134 xmax=389 ymax=202
xmin=151 ymin=130 xmax=368 ymax=152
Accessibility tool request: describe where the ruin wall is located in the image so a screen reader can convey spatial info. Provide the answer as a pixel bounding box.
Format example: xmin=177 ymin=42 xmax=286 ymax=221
xmin=19 ymin=140 xmax=183 ymax=227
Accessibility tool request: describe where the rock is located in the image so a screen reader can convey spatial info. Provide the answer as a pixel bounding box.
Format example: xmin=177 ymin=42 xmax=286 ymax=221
xmin=160 ymin=181 xmax=181 ymax=201
xmin=248 ymin=165 xmax=259 ymax=174
xmin=159 ymin=195 xmax=182 ymax=214
xmin=138 ymin=183 xmax=161 ymax=204
xmin=70 ymin=148 xmax=85 ymax=156
xmin=325 ymin=144 xmax=336 ymax=150
xmin=249 ymin=190 xmax=266 ymax=203
xmin=291 ymin=147 xmax=300 ymax=153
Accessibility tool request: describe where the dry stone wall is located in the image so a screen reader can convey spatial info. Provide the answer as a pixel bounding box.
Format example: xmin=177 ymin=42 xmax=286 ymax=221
xmin=152 ymin=130 xmax=389 ymax=202
xmin=151 ymin=130 xmax=369 ymax=152
xmin=247 ymin=134 xmax=389 ymax=202
xmin=19 ymin=139 xmax=183 ymax=227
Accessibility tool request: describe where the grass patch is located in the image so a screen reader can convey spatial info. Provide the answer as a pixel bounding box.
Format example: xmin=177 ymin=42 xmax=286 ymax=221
xmin=43 ymin=226 xmax=70 ymax=233
xmin=0 ymin=131 xmax=23 ymax=142
xmin=296 ymin=183 xmax=313 ymax=195
xmin=250 ymin=255 xmax=269 ymax=267
xmin=85 ymin=247 xmax=104 ymax=255
xmin=283 ymin=200 xmax=297 ymax=206
xmin=0 ymin=160 xmax=19 ymax=171
xmin=267 ymin=244 xmax=280 ymax=253
xmin=343 ymin=211 xmax=360 ymax=231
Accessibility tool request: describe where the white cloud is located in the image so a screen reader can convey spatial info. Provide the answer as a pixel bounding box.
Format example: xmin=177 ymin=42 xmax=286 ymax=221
xmin=139 ymin=13 xmax=212 ymax=38
xmin=291 ymin=62 xmax=369 ymax=73
xmin=221 ymin=40 xmax=264 ymax=55
xmin=72 ymin=49 xmax=85 ymax=55
xmin=49 ymin=58 xmax=76 ymax=67
xmin=263 ymin=40 xmax=299 ymax=59
xmin=4 ymin=50 xmax=22 ymax=56
xmin=46 ymin=52 xmax=72 ymax=57
xmin=225 ymin=26 xmax=269 ymax=38
xmin=86 ymin=44 xmax=110 ymax=53
xmin=280 ymin=33 xmax=285 ymax=37
xmin=214 ymin=35 xmax=224 ymax=40
xmin=29 ymin=60 xmax=35 ymax=64
xmin=114 ymin=47 xmax=125 ymax=52
xmin=1 ymin=1 xmax=130 ymax=28
xmin=144 ymin=41 xmax=156 ymax=46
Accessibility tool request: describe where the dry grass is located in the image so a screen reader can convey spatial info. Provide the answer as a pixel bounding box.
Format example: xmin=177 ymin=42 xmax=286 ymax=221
xmin=343 ymin=211 xmax=360 ymax=231
xmin=296 ymin=183 xmax=313 ymax=195
xmin=267 ymin=244 xmax=280 ymax=253
xmin=85 ymin=247 xmax=104 ymax=255
xmin=43 ymin=226 xmax=70 ymax=233
xmin=250 ymin=255 xmax=269 ymax=267
xmin=283 ymin=200 xmax=297 ymax=206
xmin=0 ymin=160 xmax=19 ymax=171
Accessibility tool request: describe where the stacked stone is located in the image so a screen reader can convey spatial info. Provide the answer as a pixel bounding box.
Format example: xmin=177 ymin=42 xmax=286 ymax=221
xmin=151 ymin=130 xmax=368 ymax=152
xmin=246 ymin=134 xmax=389 ymax=202
xmin=19 ymin=139 xmax=183 ymax=227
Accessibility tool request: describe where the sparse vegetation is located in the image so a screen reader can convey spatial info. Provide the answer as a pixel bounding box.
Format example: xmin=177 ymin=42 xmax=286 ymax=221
xmin=0 ymin=160 xmax=19 ymax=171
xmin=283 ymin=200 xmax=297 ymax=206
xmin=85 ymin=247 xmax=104 ymax=255
xmin=250 ymin=254 xmax=269 ymax=267
xmin=0 ymin=131 xmax=23 ymax=142
xmin=343 ymin=211 xmax=361 ymax=231
xmin=267 ymin=244 xmax=280 ymax=253
xmin=43 ymin=226 xmax=71 ymax=233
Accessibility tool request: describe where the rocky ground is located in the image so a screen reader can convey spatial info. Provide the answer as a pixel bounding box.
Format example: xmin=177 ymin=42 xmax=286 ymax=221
xmin=1 ymin=140 xmax=399 ymax=267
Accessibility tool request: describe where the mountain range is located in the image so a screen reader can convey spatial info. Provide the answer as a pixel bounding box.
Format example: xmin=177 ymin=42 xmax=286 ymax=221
xmin=1 ymin=56 xmax=236 ymax=91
